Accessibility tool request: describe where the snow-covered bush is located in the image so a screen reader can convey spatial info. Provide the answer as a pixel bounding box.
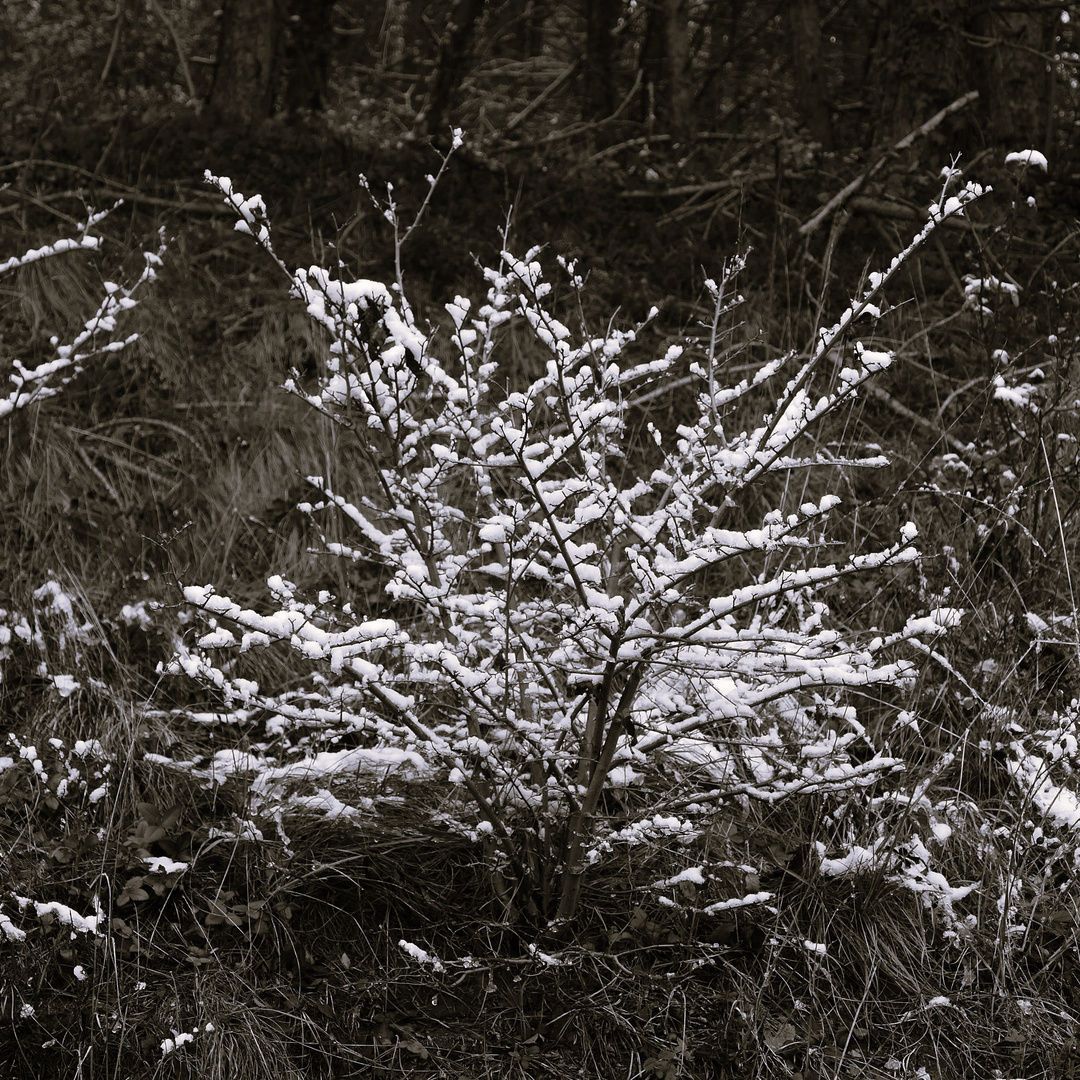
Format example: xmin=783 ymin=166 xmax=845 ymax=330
xmin=0 ymin=205 xmax=164 ymax=421
xmin=170 ymin=143 xmax=987 ymax=928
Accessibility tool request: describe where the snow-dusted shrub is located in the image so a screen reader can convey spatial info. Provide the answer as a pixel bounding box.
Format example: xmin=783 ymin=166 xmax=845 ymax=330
xmin=0 ymin=205 xmax=164 ymax=421
xmin=170 ymin=143 xmax=986 ymax=927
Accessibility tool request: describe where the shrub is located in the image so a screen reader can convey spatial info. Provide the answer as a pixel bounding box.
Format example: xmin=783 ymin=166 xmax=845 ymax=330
xmin=168 ymin=141 xmax=986 ymax=933
xmin=0 ymin=205 xmax=164 ymax=421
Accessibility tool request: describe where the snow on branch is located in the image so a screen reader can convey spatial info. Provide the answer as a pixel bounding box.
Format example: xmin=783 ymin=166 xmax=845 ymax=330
xmin=169 ymin=157 xmax=986 ymax=924
xmin=1 ymin=206 xmax=165 ymax=421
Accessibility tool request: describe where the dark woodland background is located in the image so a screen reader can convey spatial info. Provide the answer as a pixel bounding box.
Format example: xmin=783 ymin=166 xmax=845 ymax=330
xmin=4 ymin=0 xmax=1077 ymax=594
xmin=4 ymin=0 xmax=1076 ymax=584
xmin=3 ymin=0 xmax=1073 ymax=316
xmin=6 ymin=5 xmax=1080 ymax=1080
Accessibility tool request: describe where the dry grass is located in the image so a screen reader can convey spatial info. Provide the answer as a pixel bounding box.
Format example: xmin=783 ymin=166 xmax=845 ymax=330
xmin=3 ymin=161 xmax=1080 ymax=1080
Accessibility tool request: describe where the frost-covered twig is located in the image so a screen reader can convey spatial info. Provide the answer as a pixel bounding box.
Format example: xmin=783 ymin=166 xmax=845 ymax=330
xmin=173 ymin=158 xmax=986 ymax=926
xmin=1 ymin=207 xmax=165 ymax=420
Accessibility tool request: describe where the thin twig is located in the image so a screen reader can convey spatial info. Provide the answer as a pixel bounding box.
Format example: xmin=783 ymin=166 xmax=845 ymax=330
xmin=799 ymin=90 xmax=980 ymax=236
xmin=147 ymin=0 xmax=198 ymax=101
xmin=498 ymin=67 xmax=642 ymax=152
xmin=97 ymin=0 xmax=126 ymax=90
xmin=505 ymin=59 xmax=582 ymax=133
xmin=861 ymin=382 xmax=971 ymax=455
xmin=0 ymin=190 xmax=86 ymax=221
xmin=849 ymin=195 xmax=976 ymax=231
xmin=620 ymin=172 xmax=775 ymax=199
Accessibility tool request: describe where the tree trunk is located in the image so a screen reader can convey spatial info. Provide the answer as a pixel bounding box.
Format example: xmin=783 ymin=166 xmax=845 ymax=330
xmin=865 ymin=0 xmax=968 ymax=145
xmin=665 ymin=0 xmax=692 ymax=140
xmin=583 ymin=0 xmax=619 ymax=120
xmin=787 ymin=0 xmax=833 ymax=149
xmin=637 ymin=0 xmax=692 ymax=138
xmin=284 ymin=0 xmax=335 ymax=112
xmin=966 ymin=2 xmax=1053 ymax=145
xmin=639 ymin=1 xmax=665 ymax=131
xmin=509 ymin=0 xmax=547 ymax=59
xmin=421 ymin=0 xmax=486 ymax=135
xmin=401 ymin=0 xmax=435 ymax=75
xmin=1041 ymin=14 xmax=1059 ymax=155
xmin=864 ymin=0 xmax=1048 ymax=151
xmin=207 ymin=0 xmax=284 ymax=130
xmin=704 ymin=0 xmax=742 ymax=128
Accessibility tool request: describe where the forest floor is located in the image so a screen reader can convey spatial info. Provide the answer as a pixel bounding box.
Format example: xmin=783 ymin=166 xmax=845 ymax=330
xmin=3 ymin=113 xmax=1080 ymax=1079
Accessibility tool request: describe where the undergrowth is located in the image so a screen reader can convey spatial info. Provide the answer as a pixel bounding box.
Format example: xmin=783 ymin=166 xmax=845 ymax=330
xmin=3 ymin=145 xmax=1080 ymax=1080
